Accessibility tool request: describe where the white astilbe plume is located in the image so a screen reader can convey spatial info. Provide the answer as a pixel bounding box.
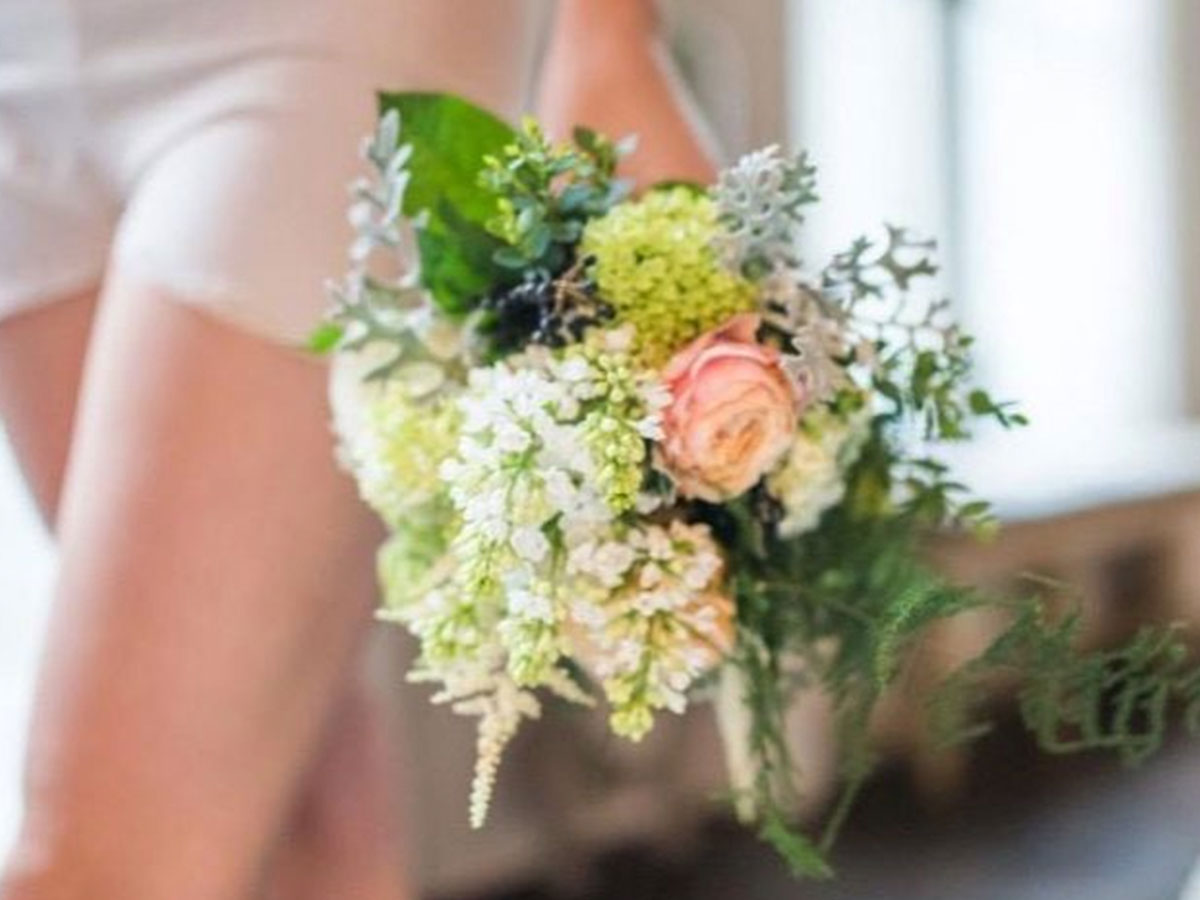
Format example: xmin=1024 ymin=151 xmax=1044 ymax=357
xmin=408 ymin=615 xmax=597 ymax=829
xmin=407 ymin=653 xmax=539 ymax=829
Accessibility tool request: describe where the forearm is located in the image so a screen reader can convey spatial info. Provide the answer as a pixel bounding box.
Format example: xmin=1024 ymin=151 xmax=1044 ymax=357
xmin=537 ymin=0 xmax=717 ymax=186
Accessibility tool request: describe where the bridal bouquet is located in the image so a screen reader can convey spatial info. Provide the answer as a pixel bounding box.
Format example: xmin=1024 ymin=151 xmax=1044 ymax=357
xmin=316 ymin=93 xmax=1200 ymax=876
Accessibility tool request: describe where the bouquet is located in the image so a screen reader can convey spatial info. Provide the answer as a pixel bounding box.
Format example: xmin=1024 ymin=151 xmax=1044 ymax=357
xmin=316 ymin=93 xmax=1200 ymax=876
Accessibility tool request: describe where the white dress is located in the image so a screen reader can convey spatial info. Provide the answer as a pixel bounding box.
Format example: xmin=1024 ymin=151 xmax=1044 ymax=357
xmin=0 ymin=0 xmax=547 ymax=344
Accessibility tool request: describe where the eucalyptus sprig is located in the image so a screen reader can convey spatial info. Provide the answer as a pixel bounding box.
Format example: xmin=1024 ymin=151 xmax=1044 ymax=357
xmin=480 ymin=119 xmax=633 ymax=275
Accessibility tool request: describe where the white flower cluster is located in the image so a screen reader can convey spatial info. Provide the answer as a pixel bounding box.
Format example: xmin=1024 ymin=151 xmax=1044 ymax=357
xmin=568 ymin=520 xmax=734 ymax=740
xmin=442 ymin=348 xmax=667 ymax=674
xmin=768 ymin=408 xmax=871 ymax=538
xmin=406 ymin=345 xmax=673 ymax=825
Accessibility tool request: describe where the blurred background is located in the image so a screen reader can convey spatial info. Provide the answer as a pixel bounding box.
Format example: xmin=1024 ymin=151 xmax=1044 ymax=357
xmin=4 ymin=0 xmax=1200 ymax=897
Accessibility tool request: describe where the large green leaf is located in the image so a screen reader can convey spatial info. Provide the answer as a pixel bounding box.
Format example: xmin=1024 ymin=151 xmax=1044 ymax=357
xmin=415 ymin=201 xmax=506 ymax=314
xmin=377 ymin=92 xmax=518 ymax=312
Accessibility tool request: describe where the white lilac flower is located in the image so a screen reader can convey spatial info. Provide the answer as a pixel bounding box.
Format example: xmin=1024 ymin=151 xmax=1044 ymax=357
xmin=567 ymin=520 xmax=734 ymax=741
xmin=410 ymin=342 xmax=668 ymax=825
xmin=369 ymin=334 xmax=673 ymax=830
xmin=510 ymin=526 xmax=551 ymax=564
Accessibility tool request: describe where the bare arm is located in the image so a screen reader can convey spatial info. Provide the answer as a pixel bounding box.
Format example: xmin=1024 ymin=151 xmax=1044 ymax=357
xmin=537 ymin=0 xmax=718 ymax=185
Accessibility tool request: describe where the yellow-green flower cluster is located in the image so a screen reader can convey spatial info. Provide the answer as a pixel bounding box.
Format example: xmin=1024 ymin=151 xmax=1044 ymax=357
xmin=500 ymin=579 xmax=565 ymax=687
xmin=581 ymin=188 xmax=757 ymax=365
xmin=572 ymin=343 xmax=668 ymax=513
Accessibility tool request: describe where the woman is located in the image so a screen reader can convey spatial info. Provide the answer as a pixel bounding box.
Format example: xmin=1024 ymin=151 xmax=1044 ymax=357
xmin=0 ymin=0 xmax=713 ymax=896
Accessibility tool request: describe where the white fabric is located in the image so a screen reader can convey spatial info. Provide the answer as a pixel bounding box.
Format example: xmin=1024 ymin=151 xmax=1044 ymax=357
xmin=0 ymin=0 xmax=548 ymax=344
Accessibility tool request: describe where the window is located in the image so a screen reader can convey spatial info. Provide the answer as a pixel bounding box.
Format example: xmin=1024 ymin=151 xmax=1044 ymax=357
xmin=952 ymin=0 xmax=1180 ymax=430
xmin=787 ymin=0 xmax=1184 ymax=434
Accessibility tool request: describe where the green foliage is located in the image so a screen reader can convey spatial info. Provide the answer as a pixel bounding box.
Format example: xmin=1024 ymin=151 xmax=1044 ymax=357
xmin=377 ymin=92 xmax=520 ymax=313
xmin=811 ymin=227 xmax=1024 ymax=535
xmin=822 ymin=227 xmax=1027 ymax=441
xmin=931 ymin=605 xmax=1200 ymax=762
xmin=323 ymin=273 xmax=434 ymax=382
xmin=479 ymin=120 xmax=631 ymax=275
xmin=824 ymin=225 xmax=938 ymax=301
xmin=715 ymin=214 xmax=1200 ymax=874
xmin=760 ymin=808 xmax=834 ymax=880
xmin=324 ymin=105 xmax=1200 ymax=880
xmin=307 ymin=321 xmax=344 ymax=354
xmin=723 ymin=431 xmax=1200 ymax=873
xmin=413 ymin=200 xmax=511 ymax=315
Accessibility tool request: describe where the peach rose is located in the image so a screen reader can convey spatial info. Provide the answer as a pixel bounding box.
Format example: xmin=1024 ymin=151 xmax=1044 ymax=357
xmin=657 ymin=313 xmax=804 ymax=502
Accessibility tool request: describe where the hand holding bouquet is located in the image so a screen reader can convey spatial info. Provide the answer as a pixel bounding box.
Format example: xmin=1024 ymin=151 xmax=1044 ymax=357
xmin=317 ymin=94 xmax=1200 ymax=876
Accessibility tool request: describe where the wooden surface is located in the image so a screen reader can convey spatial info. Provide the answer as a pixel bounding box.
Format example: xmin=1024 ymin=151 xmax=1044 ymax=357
xmin=458 ymin=729 xmax=1200 ymax=900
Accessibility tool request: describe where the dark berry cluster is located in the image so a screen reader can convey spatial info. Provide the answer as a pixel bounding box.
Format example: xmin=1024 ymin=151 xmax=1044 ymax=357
xmin=481 ymin=274 xmax=614 ymax=354
xmin=481 ymin=278 xmax=550 ymax=355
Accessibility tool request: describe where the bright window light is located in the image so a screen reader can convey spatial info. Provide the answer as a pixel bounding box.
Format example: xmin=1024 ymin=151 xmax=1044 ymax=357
xmin=954 ymin=0 xmax=1181 ymax=431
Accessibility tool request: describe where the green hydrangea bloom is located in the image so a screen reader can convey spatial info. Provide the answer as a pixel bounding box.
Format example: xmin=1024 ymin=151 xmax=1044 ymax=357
xmin=354 ymin=385 xmax=461 ymax=529
xmin=376 ymin=500 xmax=456 ymax=615
xmin=581 ymin=188 xmax=757 ymax=365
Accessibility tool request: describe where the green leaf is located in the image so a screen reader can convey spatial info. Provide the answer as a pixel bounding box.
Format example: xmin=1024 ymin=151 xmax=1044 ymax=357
xmin=378 ymin=92 xmax=516 ymax=223
xmin=874 ymin=378 xmax=903 ymax=409
xmin=959 ymin=500 xmax=992 ymax=520
xmin=968 ymin=389 xmax=995 ymax=415
xmin=648 ymin=178 xmax=708 ymax=196
xmin=572 ymin=125 xmax=601 ymax=154
xmin=376 ymin=92 xmax=519 ymax=311
xmin=415 ymin=212 xmax=505 ymax=313
xmin=493 ymin=245 xmax=529 ymax=269
xmin=557 ymin=182 xmax=594 ymax=213
xmin=759 ymin=812 xmax=834 ymax=880
xmin=306 ymin=321 xmax=344 ymax=354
